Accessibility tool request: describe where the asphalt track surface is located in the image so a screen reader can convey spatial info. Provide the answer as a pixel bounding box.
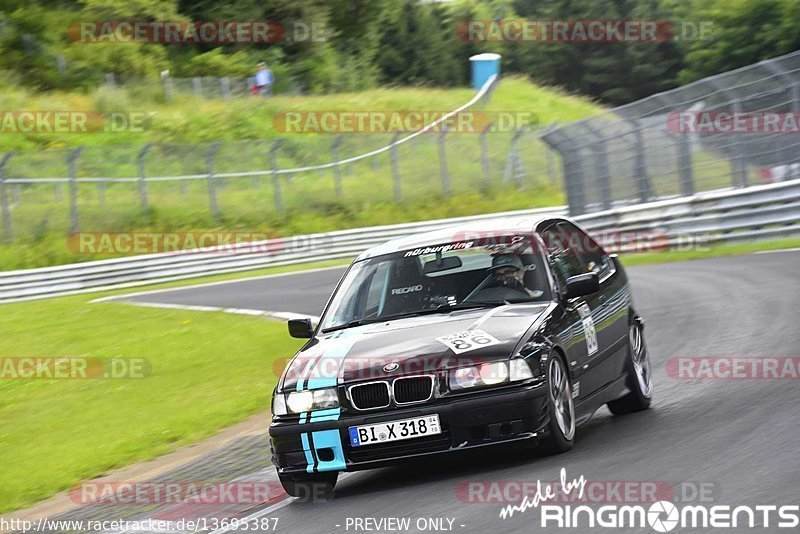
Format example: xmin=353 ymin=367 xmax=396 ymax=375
xmin=117 ymin=251 xmax=800 ymax=534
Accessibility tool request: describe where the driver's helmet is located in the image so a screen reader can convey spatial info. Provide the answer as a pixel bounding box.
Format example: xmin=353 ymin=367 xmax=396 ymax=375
xmin=488 ymin=253 xmax=525 ymax=289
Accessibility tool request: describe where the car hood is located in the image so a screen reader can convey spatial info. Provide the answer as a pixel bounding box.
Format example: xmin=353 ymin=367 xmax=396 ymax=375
xmin=281 ymin=303 xmax=551 ymax=390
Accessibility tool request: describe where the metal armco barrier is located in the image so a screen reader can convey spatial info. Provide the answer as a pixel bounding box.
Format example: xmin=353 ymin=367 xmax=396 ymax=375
xmin=1 ymin=178 xmax=799 ymax=304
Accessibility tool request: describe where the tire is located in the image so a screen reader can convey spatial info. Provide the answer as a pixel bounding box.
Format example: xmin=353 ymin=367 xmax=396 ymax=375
xmin=607 ymin=319 xmax=653 ymax=415
xmin=278 ymin=471 xmax=338 ymax=500
xmin=539 ymin=353 xmax=575 ymax=454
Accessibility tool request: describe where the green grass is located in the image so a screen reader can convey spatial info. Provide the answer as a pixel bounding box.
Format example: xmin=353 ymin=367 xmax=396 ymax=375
xmin=0 ymin=293 xmax=305 ymax=513
xmin=2 ymin=234 xmax=797 ymax=513
xmin=0 ymin=77 xmax=596 ymax=269
xmin=618 ymin=236 xmax=800 ymax=265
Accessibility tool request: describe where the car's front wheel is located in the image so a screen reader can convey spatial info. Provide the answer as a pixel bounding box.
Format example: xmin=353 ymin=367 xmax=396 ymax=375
xmin=278 ymin=471 xmax=338 ymax=500
xmin=539 ymin=354 xmax=575 ymax=454
xmin=607 ymin=319 xmax=653 ymax=415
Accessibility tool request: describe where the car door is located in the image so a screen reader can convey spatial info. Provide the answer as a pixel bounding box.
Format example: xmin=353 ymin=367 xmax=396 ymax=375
xmin=557 ymin=222 xmax=629 ymax=392
xmin=539 ymin=223 xmax=598 ymax=399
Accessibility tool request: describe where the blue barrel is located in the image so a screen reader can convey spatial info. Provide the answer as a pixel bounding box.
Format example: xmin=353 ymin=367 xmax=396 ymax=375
xmin=470 ymin=53 xmax=501 ymax=90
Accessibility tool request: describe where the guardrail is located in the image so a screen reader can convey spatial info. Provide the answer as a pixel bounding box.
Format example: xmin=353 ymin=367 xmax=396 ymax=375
xmin=1 ymin=178 xmax=799 ymax=303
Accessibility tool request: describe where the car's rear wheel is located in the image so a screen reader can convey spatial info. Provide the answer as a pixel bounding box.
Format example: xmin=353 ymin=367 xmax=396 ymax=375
xmin=607 ymin=320 xmax=653 ymax=415
xmin=278 ymin=471 xmax=338 ymax=500
xmin=539 ymin=354 xmax=575 ymax=454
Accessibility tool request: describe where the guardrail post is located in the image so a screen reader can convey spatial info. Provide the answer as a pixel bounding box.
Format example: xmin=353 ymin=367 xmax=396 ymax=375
xmin=269 ymin=139 xmax=285 ymax=211
xmin=137 ymin=143 xmax=152 ymax=211
xmin=438 ymin=129 xmax=451 ymax=196
xmin=0 ymin=151 xmax=14 ymax=242
xmin=331 ymin=134 xmax=344 ymax=200
xmin=68 ymin=147 xmax=84 ymax=234
xmin=205 ymin=142 xmax=221 ymax=219
xmin=480 ymin=122 xmax=492 ymax=187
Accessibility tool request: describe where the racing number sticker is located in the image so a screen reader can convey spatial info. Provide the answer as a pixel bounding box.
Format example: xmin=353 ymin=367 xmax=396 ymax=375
xmin=576 ymin=303 xmax=599 ymax=356
xmin=436 ymin=329 xmax=501 ymax=354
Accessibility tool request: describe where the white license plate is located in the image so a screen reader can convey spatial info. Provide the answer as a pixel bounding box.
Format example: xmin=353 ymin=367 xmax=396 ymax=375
xmin=348 ymin=414 xmax=441 ymax=447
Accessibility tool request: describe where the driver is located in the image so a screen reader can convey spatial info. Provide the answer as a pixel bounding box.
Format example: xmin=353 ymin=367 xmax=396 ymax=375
xmin=487 ymin=253 xmax=539 ymax=298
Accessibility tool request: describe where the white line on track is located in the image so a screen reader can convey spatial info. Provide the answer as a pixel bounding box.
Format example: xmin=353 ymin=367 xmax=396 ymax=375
xmin=91 ymin=265 xmax=346 ymax=303
xmin=92 ymin=298 xmax=320 ymax=323
xmin=753 ymin=247 xmax=800 ymax=255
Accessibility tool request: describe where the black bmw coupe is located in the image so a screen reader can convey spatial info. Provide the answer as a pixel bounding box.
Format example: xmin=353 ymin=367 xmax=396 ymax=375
xmin=269 ymin=216 xmax=653 ymax=497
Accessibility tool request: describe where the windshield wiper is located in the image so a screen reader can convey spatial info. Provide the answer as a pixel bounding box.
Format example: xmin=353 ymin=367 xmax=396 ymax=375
xmin=320 ymin=319 xmax=378 ymax=333
xmin=321 ymin=302 xmax=505 ymax=333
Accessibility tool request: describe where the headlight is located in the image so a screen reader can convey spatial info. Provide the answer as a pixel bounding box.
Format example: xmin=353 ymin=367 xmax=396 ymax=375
xmin=449 ymin=359 xmax=532 ymax=391
xmin=277 ymin=387 xmax=340 ymax=415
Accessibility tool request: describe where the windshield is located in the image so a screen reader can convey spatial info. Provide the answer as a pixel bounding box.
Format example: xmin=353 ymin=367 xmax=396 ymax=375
xmin=319 ymin=236 xmax=552 ymax=332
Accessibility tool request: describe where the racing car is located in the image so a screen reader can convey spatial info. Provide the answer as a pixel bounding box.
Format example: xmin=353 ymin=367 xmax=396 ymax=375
xmin=269 ymin=216 xmax=653 ymax=497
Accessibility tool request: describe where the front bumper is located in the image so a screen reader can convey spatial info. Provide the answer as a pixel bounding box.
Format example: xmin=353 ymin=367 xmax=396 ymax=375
xmin=269 ymin=381 xmax=549 ymax=475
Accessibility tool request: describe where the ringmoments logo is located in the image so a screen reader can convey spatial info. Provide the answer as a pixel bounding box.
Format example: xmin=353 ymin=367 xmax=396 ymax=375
xmin=497 ymin=468 xmax=799 ymax=531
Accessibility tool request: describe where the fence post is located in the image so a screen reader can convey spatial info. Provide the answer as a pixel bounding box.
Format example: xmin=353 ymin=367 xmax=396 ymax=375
xmin=675 ymin=135 xmax=695 ymax=197
xmin=221 ymin=77 xmax=230 ymax=100
xmin=331 ymin=134 xmax=344 ymax=200
xmin=137 ymin=143 xmax=152 ymax=211
xmin=581 ymin=123 xmax=611 ymax=210
xmin=629 ymin=121 xmax=653 ymax=203
xmin=438 ymin=129 xmax=451 ymax=196
xmin=205 ymin=142 xmax=221 ymax=219
xmin=0 ymin=151 xmax=14 ymax=242
xmin=97 ymin=181 xmax=105 ymax=204
xmin=68 ymin=147 xmax=84 ymax=234
xmin=480 ymin=122 xmax=493 ymax=187
xmin=269 ymin=139 xmax=285 ymax=211
xmin=541 ymin=130 xmax=586 ymax=216
xmin=390 ymin=132 xmax=402 ymax=201
xmin=161 ymin=71 xmax=172 ymax=101
xmin=503 ymin=127 xmax=526 ymax=189
xmin=729 ymin=100 xmax=749 ymax=188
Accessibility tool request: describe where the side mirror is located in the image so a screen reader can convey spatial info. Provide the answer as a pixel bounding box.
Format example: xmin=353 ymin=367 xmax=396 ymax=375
xmin=288 ymin=318 xmax=313 ymax=339
xmin=565 ymin=272 xmax=600 ymax=300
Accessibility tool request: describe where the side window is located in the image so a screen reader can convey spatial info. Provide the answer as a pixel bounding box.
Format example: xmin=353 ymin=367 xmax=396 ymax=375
xmin=557 ymin=222 xmax=611 ymax=278
xmin=541 ymin=225 xmax=585 ymax=288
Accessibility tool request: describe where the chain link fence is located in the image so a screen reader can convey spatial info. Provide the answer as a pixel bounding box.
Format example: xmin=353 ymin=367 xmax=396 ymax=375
xmin=542 ymin=50 xmax=800 ymax=216
xmin=4 ymin=51 xmax=800 ymax=244
xmin=0 ymin=125 xmax=559 ymax=243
